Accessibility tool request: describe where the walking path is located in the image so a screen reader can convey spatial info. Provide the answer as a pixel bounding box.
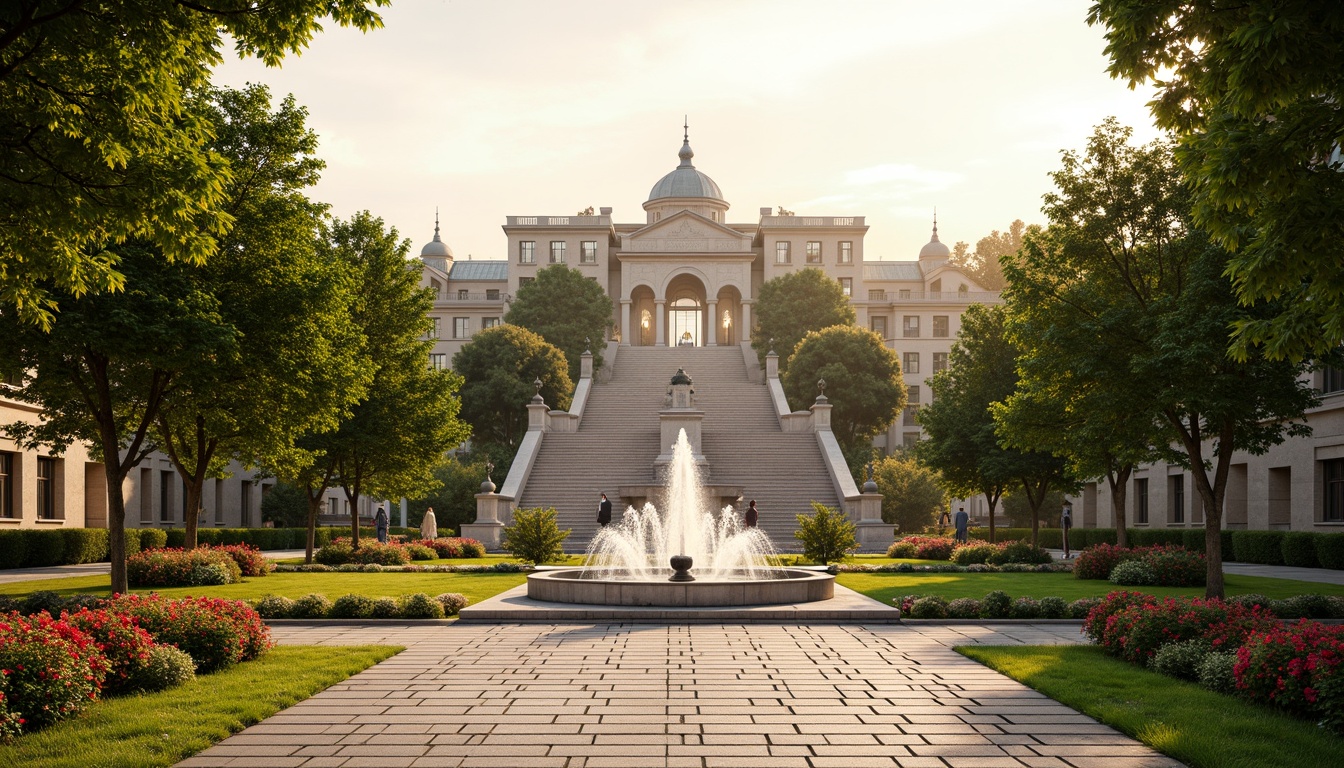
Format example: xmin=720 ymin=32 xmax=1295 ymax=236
xmin=0 ymin=549 xmax=307 ymax=585
xmin=178 ymin=621 xmax=1180 ymax=768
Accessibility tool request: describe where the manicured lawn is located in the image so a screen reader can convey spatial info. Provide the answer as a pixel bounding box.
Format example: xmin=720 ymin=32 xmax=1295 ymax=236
xmin=0 ymin=645 xmax=400 ymax=768
xmin=0 ymin=571 xmax=527 ymax=605
xmin=959 ymin=645 xmax=1342 ymax=768
xmin=836 ymin=571 xmax=1344 ymax=605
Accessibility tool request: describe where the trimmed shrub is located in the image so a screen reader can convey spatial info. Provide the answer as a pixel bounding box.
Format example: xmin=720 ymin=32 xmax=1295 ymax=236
xmin=909 ymin=536 xmax=956 ymax=561
xmin=1180 ymin=529 xmax=1207 ymax=554
xmin=988 ymin=540 xmax=1052 ymax=565
xmin=1281 ymin=532 xmax=1320 ymax=568
xmin=968 ymin=527 xmax=1030 ymax=543
xmin=111 ymin=594 xmax=271 ymax=673
xmin=139 ymin=528 xmax=168 ymax=551
xmin=793 ymin=503 xmax=857 ymax=565
xmin=330 ymin=594 xmax=376 ymax=619
xmin=1149 ymin=639 xmax=1212 ymax=681
xmin=21 ymin=530 xmax=64 ymax=568
xmin=1197 ymin=651 xmax=1238 ymax=695
xmin=1083 ymin=591 xmax=1157 ymax=643
xmin=980 ymin=590 xmax=1012 ymax=619
xmin=1069 ymin=597 xmax=1102 ymax=620
xmin=1236 ymin=621 xmax=1344 ymax=731
xmin=201 ymin=544 xmax=271 ymax=577
xmin=1232 ymin=530 xmax=1286 ymax=565
xmin=0 ymin=611 xmax=110 ymax=731
xmin=290 ymin=594 xmax=333 ymax=619
xmin=946 ymin=598 xmax=981 ymax=619
xmin=370 ymin=597 xmax=400 ymax=619
xmin=126 ymin=645 xmax=196 ymax=693
xmin=1109 ymin=559 xmax=1158 ymax=586
xmin=405 ymin=544 xmax=437 ymax=561
xmin=951 ymin=543 xmax=998 ymax=566
xmin=1009 ymin=597 xmax=1041 ymax=619
xmin=424 ymin=538 xmax=486 ymax=559
xmin=1035 ymin=529 xmax=1063 ymax=550
xmin=315 ymin=538 xmax=412 ymax=566
xmin=253 ymin=596 xmax=295 ymax=620
xmin=504 ymin=507 xmax=573 ymax=565
xmin=1274 ymin=594 xmax=1335 ymax=620
xmin=885 ymin=541 xmax=917 ymax=558
xmin=1074 ymin=543 xmax=1134 ymax=580
xmin=1038 ymin=596 xmax=1067 ymax=619
xmin=126 ymin=547 xmax=241 ymax=587
xmin=58 ymin=529 xmax=109 ymax=565
xmin=398 ymin=593 xmax=446 ymax=619
xmin=62 ymin=608 xmax=155 ymax=695
xmin=1143 ymin=546 xmax=1206 ymax=587
xmin=0 ymin=531 xmax=28 ymax=570
xmin=1101 ymin=597 xmax=1276 ymax=664
xmin=434 ymin=593 xmax=469 ymax=616
xmin=1316 ymin=532 xmax=1344 ymax=570
xmin=20 ymin=591 xmax=73 ymax=618
xmin=907 ymin=596 xmax=948 ymax=619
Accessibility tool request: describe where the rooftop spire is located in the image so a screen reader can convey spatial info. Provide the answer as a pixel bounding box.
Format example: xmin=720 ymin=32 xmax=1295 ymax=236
xmin=931 ymin=209 xmax=940 ymax=242
xmin=433 ymin=207 xmax=442 ymax=242
xmin=678 ymin=117 xmax=694 ymax=168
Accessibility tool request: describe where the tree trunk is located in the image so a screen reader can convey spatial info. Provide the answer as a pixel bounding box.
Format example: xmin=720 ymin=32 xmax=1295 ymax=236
xmin=305 ymin=494 xmax=321 ymax=564
xmin=1107 ymin=465 xmax=1132 ymax=549
xmin=346 ymin=483 xmax=362 ymax=548
xmin=1022 ymin=478 xmax=1051 ymax=549
xmin=1166 ymin=411 xmax=1232 ymax=599
xmin=183 ymin=483 xmax=203 ymax=550
xmin=106 ymin=468 xmax=129 ymax=595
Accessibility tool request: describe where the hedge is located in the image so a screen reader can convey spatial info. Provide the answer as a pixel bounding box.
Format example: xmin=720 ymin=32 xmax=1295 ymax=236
xmin=1232 ymin=530 xmax=1287 ymax=565
xmin=1281 ymin=531 xmax=1320 ymax=568
xmin=1318 ymin=533 xmax=1344 ymax=570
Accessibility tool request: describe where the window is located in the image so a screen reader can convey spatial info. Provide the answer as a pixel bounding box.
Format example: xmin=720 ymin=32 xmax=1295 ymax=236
xmin=1170 ymin=475 xmax=1185 ymax=523
xmin=519 ymin=241 xmax=536 ymax=264
xmin=903 ymin=405 xmax=919 ymax=426
xmin=549 ymin=241 xmax=566 ymax=264
xmin=839 ymin=278 xmax=852 ymax=297
xmin=482 ymin=317 xmax=500 ymax=329
xmin=870 ymin=316 xmax=887 ymax=338
xmin=518 ymin=277 xmax=533 ymax=289
xmin=932 ymin=352 xmax=948 ymax=373
xmin=839 ymin=241 xmax=853 ymax=264
xmin=907 ymin=385 xmax=920 ymax=404
xmin=903 ymin=432 xmax=920 ymax=449
xmin=240 ymin=481 xmax=252 ymax=527
xmin=775 ymin=242 xmax=791 ymax=264
xmin=328 ymin=497 xmax=339 ymax=517
xmin=1325 ymin=366 xmax=1344 ymax=394
xmin=0 ymin=453 xmax=12 ymax=518
xmin=904 ymin=352 xmax=919 ymax=374
xmin=581 ymin=241 xmax=598 ymax=264
xmin=453 ymin=317 xmax=470 ymax=339
xmin=933 ymin=316 xmax=949 ymax=338
xmin=429 ymin=353 xmax=447 ymax=370
xmin=486 ymin=289 xmax=500 ymax=300
xmin=428 ymin=318 xmax=440 ymax=339
xmin=1135 ymin=477 xmax=1149 ymax=524
xmin=898 ymin=289 xmax=911 ymax=299
xmin=868 ymin=289 xmax=886 ymax=300
xmin=1326 ymin=458 xmax=1344 ymax=522
xmin=806 ymin=241 xmax=822 ymax=264
xmin=457 ymin=289 xmax=468 ymax=299
xmin=160 ymin=469 xmax=173 ymax=523
xmin=37 ymin=458 xmax=58 ymax=519
xmin=903 ymin=315 xmax=920 ymax=338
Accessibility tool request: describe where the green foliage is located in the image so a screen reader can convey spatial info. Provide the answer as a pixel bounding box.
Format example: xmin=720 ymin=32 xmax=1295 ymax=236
xmin=290 ymin=594 xmax=333 ymax=619
xmin=1110 ymin=560 xmax=1159 ymax=587
xmin=947 ymin=220 xmax=1026 ymax=291
xmin=502 ymin=507 xmax=571 ymax=565
xmin=454 ymin=324 xmax=573 ymax=450
xmin=397 ymin=593 xmax=446 ymax=619
xmin=253 ymin=596 xmax=296 ymax=620
xmin=328 ymin=594 xmax=374 ymax=619
xmin=0 ymin=531 xmax=25 ymax=569
xmin=1196 ymin=651 xmax=1239 ymax=695
xmin=505 ymin=264 xmax=613 ymax=381
xmin=979 ymin=590 xmax=1011 ymax=619
xmin=261 ymin=483 xmax=311 ymax=529
xmin=126 ymin=645 xmax=196 ymax=694
xmin=1001 ymin=489 xmax=1065 ymax=529
xmin=907 ymin=596 xmax=948 ymax=619
xmin=782 ymin=325 xmax=904 ymax=453
xmin=409 ymin=455 xmax=496 ymax=533
xmin=1281 ymin=532 xmax=1320 ymax=568
xmin=750 ymin=268 xmax=856 ymax=372
xmin=434 ymin=593 xmax=469 ymax=615
xmin=1318 ymin=533 xmax=1344 ymax=570
xmin=1089 ymin=1 xmax=1344 ymax=361
xmin=22 ymin=530 xmax=64 ymax=568
xmin=1232 ymin=531 xmax=1287 ymax=566
xmin=793 ymin=502 xmax=858 ymax=565
xmin=57 ymin=529 xmax=109 ymax=565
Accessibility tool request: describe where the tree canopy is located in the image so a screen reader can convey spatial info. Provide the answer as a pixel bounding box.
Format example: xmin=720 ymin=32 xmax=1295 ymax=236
xmin=751 ymin=268 xmax=855 ymax=372
xmin=0 ymin=0 xmax=388 ymax=327
xmin=504 ymin=264 xmax=613 ymax=382
xmin=870 ymin=454 xmax=946 ymax=534
xmin=781 ymin=325 xmax=904 ymax=456
xmin=453 ymin=324 xmax=573 ymax=451
xmin=949 ymin=219 xmax=1030 ymax=291
xmin=1089 ymin=1 xmax=1344 ymax=361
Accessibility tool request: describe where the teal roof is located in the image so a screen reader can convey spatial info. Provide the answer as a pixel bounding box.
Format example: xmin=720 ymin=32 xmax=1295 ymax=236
xmin=863 ymin=262 xmax=924 ymax=281
xmin=448 ymin=261 xmax=508 ymax=281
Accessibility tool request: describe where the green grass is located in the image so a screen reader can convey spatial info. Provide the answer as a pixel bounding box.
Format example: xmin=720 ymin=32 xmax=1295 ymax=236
xmin=836 ymin=571 xmax=1344 ymax=605
xmin=0 ymin=571 xmax=527 ymax=605
xmin=958 ymin=645 xmax=1341 ymax=768
xmin=0 ymin=645 xmax=400 ymax=768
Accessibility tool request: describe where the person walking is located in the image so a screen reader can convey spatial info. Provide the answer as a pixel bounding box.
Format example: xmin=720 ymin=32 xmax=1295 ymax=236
xmin=597 ymin=493 xmax=612 ymax=527
xmin=1061 ymin=502 xmax=1074 ymax=559
xmin=953 ymin=506 xmax=969 ymax=544
xmin=937 ymin=508 xmax=951 ymax=534
xmin=374 ymin=506 xmax=389 ymax=544
xmin=420 ymin=507 xmax=437 ymax=541
xmin=744 ymin=499 xmax=759 ymax=528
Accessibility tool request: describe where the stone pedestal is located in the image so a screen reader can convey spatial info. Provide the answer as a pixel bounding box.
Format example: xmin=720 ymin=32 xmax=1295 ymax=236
xmin=462 ymin=493 xmax=508 ymax=551
xmin=850 ymin=493 xmax=892 ymax=552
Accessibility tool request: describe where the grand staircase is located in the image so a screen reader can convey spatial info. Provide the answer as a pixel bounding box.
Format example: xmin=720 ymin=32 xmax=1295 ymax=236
xmin=515 ymin=346 xmax=839 ymax=551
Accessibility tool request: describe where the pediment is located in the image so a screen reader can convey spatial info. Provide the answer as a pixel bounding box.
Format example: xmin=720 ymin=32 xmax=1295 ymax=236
xmin=622 ymin=211 xmax=752 ymax=253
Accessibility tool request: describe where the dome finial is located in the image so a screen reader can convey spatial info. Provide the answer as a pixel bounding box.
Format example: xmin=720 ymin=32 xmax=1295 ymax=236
xmin=931 ymin=208 xmax=939 ymax=242
xmin=678 ymin=117 xmax=694 ymax=168
xmin=434 ymin=207 xmax=441 ymax=242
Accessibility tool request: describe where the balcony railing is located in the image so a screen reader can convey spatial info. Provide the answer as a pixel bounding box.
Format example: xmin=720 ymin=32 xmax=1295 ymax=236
xmin=434 ymin=292 xmax=510 ymax=302
xmin=760 ymin=216 xmax=865 ymax=227
xmin=506 ymin=215 xmax=611 ymax=226
xmin=865 ymin=290 xmax=1000 ymax=303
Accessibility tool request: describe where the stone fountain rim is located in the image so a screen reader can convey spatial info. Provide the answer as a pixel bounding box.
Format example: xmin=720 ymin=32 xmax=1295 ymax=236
xmin=525 ymin=567 xmax=835 ymax=607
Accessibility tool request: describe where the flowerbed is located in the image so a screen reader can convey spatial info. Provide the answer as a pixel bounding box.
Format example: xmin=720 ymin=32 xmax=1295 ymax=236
xmin=273 ymin=561 xmax=529 ymax=574
xmin=836 ymin=561 xmax=1071 ymax=574
xmin=895 ymin=591 xmax=1095 ymax=620
xmin=0 ymin=594 xmax=269 ymax=742
xmin=314 ymin=536 xmax=487 ymax=566
xmin=126 ymin=547 xmax=243 ymax=588
xmin=200 ymin=543 xmax=271 ymax=578
xmin=252 ymin=591 xmax=469 ymax=620
xmin=886 ymin=536 xmax=1053 ymax=566
xmin=1074 ymin=543 xmax=1206 ymax=586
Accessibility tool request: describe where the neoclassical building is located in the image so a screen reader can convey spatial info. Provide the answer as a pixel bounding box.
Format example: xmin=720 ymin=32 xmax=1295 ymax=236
xmin=421 ymin=132 xmax=998 ymax=455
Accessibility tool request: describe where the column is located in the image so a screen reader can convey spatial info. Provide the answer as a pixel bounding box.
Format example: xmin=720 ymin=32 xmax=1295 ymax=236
xmin=654 ymin=299 xmax=666 ymax=346
xmin=620 ymin=299 xmax=632 ymax=346
xmin=741 ymin=300 xmax=753 ymax=342
xmin=706 ymin=299 xmax=718 ymax=346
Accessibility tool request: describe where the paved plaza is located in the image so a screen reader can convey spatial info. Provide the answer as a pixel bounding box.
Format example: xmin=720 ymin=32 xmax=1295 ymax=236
xmin=177 ymin=621 xmax=1183 ymax=768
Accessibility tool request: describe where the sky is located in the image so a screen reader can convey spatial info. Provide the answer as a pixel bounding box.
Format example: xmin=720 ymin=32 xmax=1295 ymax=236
xmin=210 ymin=0 xmax=1164 ymax=262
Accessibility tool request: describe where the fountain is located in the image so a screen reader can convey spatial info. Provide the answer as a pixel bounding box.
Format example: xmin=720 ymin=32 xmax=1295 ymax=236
xmin=525 ymin=429 xmax=835 ymax=606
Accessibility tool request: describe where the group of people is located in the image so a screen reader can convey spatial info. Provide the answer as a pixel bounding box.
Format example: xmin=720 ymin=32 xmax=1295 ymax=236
xmin=937 ymin=503 xmax=1074 ymax=558
xmin=596 ymin=493 xmax=759 ymax=528
xmin=371 ymin=505 xmax=438 ymax=543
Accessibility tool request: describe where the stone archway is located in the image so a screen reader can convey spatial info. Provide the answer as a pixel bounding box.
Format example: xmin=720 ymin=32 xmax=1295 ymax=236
xmin=714 ymin=285 xmax=742 ymax=346
xmin=664 ymin=273 xmax=708 ymax=347
xmin=629 ymin=284 xmax=656 ymax=347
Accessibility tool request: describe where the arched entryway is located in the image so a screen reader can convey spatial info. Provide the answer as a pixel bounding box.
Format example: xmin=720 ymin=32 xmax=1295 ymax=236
xmin=715 ymin=285 xmax=742 ymax=346
xmin=664 ymin=274 xmax=708 ymax=347
xmin=630 ymin=285 xmax=656 ymax=346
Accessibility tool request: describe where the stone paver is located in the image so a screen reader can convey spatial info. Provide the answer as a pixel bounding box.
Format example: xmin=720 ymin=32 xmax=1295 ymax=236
xmin=178 ymin=623 xmax=1184 ymax=767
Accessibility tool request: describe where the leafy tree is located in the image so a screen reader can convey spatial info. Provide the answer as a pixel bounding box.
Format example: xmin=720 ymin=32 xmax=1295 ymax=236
xmin=260 ymin=482 xmax=309 ymax=529
xmin=870 ymin=454 xmax=946 ymax=534
xmin=153 ymin=84 xmax=367 ymax=549
xmin=781 ymin=325 xmax=904 ymax=455
xmin=1089 ymin=1 xmax=1344 ymax=361
xmin=949 ymin=219 xmax=1030 ymax=290
xmin=0 ymin=0 xmax=388 ymax=328
xmin=1001 ymin=488 xmax=1066 ymax=530
xmin=505 ymin=264 xmax=613 ymax=382
xmin=453 ymin=325 xmax=573 ymax=451
xmin=0 ymin=246 xmax=230 ymax=593
xmin=407 ymin=455 xmax=495 ymax=533
xmin=1006 ymin=119 xmax=1320 ymax=597
xmin=503 ymin=507 xmax=571 ymax=564
xmin=751 ymin=268 xmax=855 ymax=372
xmin=794 ymin=502 xmax=857 ymax=565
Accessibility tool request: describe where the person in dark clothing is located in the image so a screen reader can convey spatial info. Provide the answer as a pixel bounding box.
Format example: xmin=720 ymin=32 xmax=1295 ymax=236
xmin=744 ymin=499 xmax=759 ymax=528
xmin=597 ymin=493 xmax=612 ymax=527
xmin=953 ymin=506 xmax=969 ymax=544
xmin=374 ymin=506 xmax=389 ymax=544
xmin=1061 ymin=502 xmax=1073 ymax=559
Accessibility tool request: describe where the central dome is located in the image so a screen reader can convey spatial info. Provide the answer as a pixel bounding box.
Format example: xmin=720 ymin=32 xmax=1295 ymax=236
xmin=647 ymin=137 xmax=724 ymax=202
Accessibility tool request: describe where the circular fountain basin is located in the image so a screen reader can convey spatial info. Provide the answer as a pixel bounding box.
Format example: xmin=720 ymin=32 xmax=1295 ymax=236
xmin=527 ymin=568 xmax=834 ymax=607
